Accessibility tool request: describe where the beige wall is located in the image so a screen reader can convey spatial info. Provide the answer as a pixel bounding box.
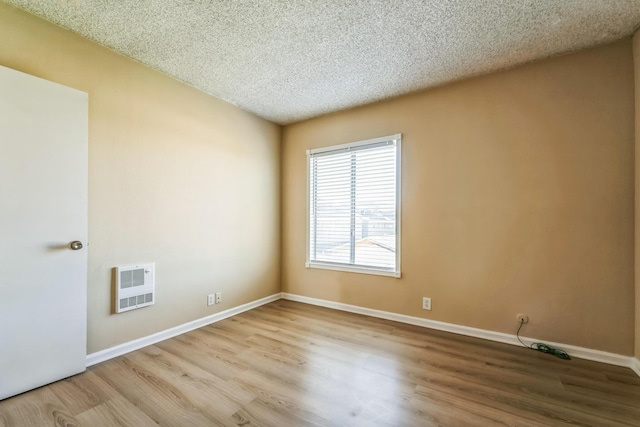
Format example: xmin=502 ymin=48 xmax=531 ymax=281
xmin=283 ymin=40 xmax=635 ymax=355
xmin=634 ymin=30 xmax=640 ymax=360
xmin=0 ymin=2 xmax=281 ymax=353
xmin=1 ymin=1 xmax=637 ymax=357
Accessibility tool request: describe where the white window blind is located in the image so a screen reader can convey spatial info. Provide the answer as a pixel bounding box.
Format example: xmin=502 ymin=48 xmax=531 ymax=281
xmin=306 ymin=134 xmax=401 ymax=277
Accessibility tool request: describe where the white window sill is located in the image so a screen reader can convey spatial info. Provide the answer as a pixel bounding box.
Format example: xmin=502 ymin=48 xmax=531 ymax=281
xmin=305 ymin=261 xmax=401 ymax=278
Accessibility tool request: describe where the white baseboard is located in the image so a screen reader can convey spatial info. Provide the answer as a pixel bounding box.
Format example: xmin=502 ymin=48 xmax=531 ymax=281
xmin=86 ymin=293 xmax=281 ymax=367
xmin=281 ymin=293 xmax=637 ymax=373
xmin=86 ymin=291 xmax=639 ymax=379
xmin=632 ymin=358 xmax=640 ymax=377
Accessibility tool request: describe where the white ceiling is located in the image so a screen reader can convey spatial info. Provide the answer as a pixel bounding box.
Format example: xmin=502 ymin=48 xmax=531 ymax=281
xmin=6 ymin=0 xmax=640 ymax=124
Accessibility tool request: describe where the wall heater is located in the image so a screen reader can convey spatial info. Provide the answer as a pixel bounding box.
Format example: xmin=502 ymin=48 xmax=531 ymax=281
xmin=115 ymin=263 xmax=155 ymax=313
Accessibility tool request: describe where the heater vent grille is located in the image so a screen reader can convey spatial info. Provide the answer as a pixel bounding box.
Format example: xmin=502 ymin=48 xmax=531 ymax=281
xmin=115 ymin=263 xmax=155 ymax=313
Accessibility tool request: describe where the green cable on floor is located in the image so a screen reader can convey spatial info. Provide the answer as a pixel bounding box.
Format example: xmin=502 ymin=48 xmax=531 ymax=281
xmin=516 ymin=320 xmax=571 ymax=360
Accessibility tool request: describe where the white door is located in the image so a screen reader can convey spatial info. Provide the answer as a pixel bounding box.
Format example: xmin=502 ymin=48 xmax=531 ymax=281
xmin=0 ymin=65 xmax=88 ymax=400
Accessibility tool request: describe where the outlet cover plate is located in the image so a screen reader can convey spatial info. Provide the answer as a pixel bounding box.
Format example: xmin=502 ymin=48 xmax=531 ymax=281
xmin=422 ymin=297 xmax=432 ymax=310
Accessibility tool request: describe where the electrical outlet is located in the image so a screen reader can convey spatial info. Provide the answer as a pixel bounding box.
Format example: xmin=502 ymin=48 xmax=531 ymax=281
xmin=215 ymin=292 xmax=222 ymax=304
xmin=207 ymin=294 xmax=215 ymax=306
xmin=422 ymin=297 xmax=431 ymax=310
xmin=516 ymin=313 xmax=529 ymax=324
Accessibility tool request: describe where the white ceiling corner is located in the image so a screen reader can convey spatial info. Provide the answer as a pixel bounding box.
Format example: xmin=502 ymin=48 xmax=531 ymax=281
xmin=6 ymin=0 xmax=640 ymax=124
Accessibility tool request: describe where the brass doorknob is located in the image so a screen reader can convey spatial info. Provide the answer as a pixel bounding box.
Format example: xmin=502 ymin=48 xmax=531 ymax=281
xmin=69 ymin=241 xmax=83 ymax=250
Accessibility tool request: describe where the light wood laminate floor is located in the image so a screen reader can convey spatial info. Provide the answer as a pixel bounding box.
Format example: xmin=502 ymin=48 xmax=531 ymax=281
xmin=1 ymin=300 xmax=639 ymax=426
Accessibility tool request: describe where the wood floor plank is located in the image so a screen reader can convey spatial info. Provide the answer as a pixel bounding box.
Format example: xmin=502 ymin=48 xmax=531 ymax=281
xmin=91 ymin=356 xmax=226 ymax=426
xmin=363 ymin=347 xmax=622 ymax=421
xmin=127 ymin=344 xmax=255 ymax=409
xmin=408 ymin=390 xmax=548 ymax=427
xmin=231 ymin=396 xmax=325 ymax=427
xmin=0 ymin=386 xmax=78 ymax=427
xmin=46 ymin=370 xmax=118 ymax=416
xmin=414 ymin=382 xmax=625 ymax=427
xmin=154 ymin=329 xmax=249 ymax=380
xmin=228 ymin=374 xmax=335 ymax=425
xmin=74 ymin=395 xmax=159 ymax=427
xmin=1 ymin=300 xmax=639 ymax=426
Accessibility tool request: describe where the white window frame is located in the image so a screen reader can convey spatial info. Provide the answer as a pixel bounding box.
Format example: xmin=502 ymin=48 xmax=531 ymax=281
xmin=306 ymin=134 xmax=402 ymax=278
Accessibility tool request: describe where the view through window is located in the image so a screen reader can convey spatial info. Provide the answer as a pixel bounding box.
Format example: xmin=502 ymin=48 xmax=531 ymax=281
xmin=307 ymin=134 xmax=401 ymax=277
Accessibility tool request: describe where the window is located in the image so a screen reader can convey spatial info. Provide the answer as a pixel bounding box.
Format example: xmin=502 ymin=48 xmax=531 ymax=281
xmin=306 ymin=134 xmax=401 ymax=277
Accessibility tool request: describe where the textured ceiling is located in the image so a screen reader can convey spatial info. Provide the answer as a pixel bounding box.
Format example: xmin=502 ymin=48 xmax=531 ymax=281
xmin=6 ymin=0 xmax=640 ymax=124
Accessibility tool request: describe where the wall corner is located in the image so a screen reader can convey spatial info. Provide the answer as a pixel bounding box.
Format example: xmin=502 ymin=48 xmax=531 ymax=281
xmin=633 ymin=29 xmax=640 ymax=360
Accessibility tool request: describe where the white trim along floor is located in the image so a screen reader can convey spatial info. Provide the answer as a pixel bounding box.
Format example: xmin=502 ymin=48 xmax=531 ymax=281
xmin=86 ymin=292 xmax=640 ymax=378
